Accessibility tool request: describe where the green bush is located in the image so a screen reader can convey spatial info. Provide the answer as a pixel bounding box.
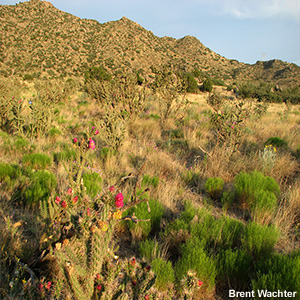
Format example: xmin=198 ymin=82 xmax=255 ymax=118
xmin=181 ymin=170 xmax=201 ymax=190
xmin=175 ymin=239 xmax=217 ymax=292
xmin=127 ymin=199 xmax=164 ymax=240
xmin=205 ymin=177 xmax=224 ymax=200
xmin=252 ymin=252 xmax=300 ymax=300
xmin=23 ymin=170 xmax=57 ymax=205
xmin=99 ymin=147 xmax=115 ymax=162
xmin=82 ymin=172 xmax=102 ymax=198
xmin=217 ymin=249 xmax=252 ymax=290
xmin=234 ymin=171 xmax=280 ymax=213
xmin=210 ymin=216 xmax=244 ymax=250
xmin=0 ymin=162 xmax=14 ymax=181
xmin=53 ymin=148 xmax=76 ymax=163
xmin=47 ymin=127 xmax=62 ymax=138
xmin=264 ymin=137 xmax=288 ymax=148
xmin=221 ymin=191 xmax=234 ymax=211
xmin=141 ymin=174 xmax=159 ymax=188
xmin=202 ymin=78 xmax=213 ymax=92
xmin=139 ymin=239 xmax=160 ymax=262
xmin=22 ymin=153 xmax=52 ymax=170
xmin=180 ymin=201 xmax=196 ymax=224
xmin=151 ymin=258 xmax=175 ymax=291
xmin=190 ymin=208 xmax=215 ymax=248
xmin=241 ymin=222 xmax=279 ymax=258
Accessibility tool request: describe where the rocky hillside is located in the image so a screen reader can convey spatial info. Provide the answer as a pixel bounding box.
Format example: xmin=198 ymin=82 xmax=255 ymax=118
xmin=0 ymin=0 xmax=299 ymax=86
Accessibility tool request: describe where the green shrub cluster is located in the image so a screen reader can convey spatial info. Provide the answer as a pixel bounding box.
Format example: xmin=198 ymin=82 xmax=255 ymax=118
xmin=22 ymin=170 xmax=57 ymax=206
xmin=205 ymin=177 xmax=224 ymax=200
xmin=82 ymin=171 xmax=102 ymax=198
xmin=22 ymin=153 xmax=52 ymax=170
xmin=234 ymin=170 xmax=280 ymax=216
xmin=126 ymin=199 xmax=164 ymax=240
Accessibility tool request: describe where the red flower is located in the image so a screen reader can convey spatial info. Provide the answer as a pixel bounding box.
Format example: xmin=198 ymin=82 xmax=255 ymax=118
xmin=96 ymin=284 xmax=102 ymax=291
xmin=109 ymin=186 xmax=115 ymax=193
xmin=146 ymin=265 xmax=151 ymax=272
xmin=87 ymin=207 xmax=91 ymax=216
xmin=144 ymin=295 xmax=150 ymax=300
xmin=61 ymin=200 xmax=67 ymax=208
xmin=115 ymin=193 xmax=124 ymax=208
xmin=55 ymin=196 xmax=61 ymax=204
xmin=94 ymin=129 xmax=99 ymax=135
xmin=73 ymin=138 xmax=78 ymax=143
xmin=96 ymin=273 xmax=101 ymax=280
xmin=46 ymin=281 xmax=52 ymax=290
xmin=67 ymin=188 xmax=72 ymax=195
xmin=38 ymin=283 xmax=43 ymax=291
xmin=72 ymin=196 xmax=78 ymax=203
xmin=132 ymin=280 xmax=137 ymax=286
xmin=198 ymin=280 xmax=203 ymax=287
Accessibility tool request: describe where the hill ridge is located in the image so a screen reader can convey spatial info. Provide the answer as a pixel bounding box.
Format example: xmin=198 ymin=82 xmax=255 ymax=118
xmin=0 ymin=0 xmax=299 ymax=86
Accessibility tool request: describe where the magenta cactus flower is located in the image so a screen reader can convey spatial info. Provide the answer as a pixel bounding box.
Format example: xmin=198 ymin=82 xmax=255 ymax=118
xmin=88 ymin=138 xmax=96 ymax=149
xmin=115 ymin=193 xmax=124 ymax=208
xmin=55 ymin=196 xmax=61 ymax=204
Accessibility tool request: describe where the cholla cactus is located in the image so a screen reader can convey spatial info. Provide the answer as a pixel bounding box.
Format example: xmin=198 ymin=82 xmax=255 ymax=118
xmin=180 ymin=270 xmax=204 ymax=300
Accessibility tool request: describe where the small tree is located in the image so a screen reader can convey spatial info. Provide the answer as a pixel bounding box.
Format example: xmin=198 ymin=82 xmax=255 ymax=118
xmin=202 ymin=78 xmax=213 ymax=92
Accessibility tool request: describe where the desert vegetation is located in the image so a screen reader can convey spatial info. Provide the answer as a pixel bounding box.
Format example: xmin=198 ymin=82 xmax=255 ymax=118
xmin=1 ymin=1 xmax=300 ymax=299
xmin=0 ymin=66 xmax=300 ymax=300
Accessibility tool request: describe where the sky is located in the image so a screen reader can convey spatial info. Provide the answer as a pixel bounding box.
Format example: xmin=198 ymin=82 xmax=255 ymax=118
xmin=2 ymin=0 xmax=300 ymax=66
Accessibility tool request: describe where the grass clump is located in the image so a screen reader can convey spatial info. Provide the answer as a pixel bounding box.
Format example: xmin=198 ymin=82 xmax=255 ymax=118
xmin=234 ymin=170 xmax=280 ymax=220
xmin=22 ymin=170 xmax=57 ymax=206
xmin=82 ymin=171 xmax=102 ymax=198
xmin=126 ymin=199 xmax=164 ymax=241
xmin=151 ymin=258 xmax=175 ymax=291
xmin=175 ymin=238 xmax=217 ymax=292
xmin=251 ymin=252 xmax=300 ymax=299
xmin=205 ymin=177 xmax=224 ymax=200
xmin=241 ymin=222 xmax=280 ymax=258
xmin=22 ymin=153 xmax=52 ymax=170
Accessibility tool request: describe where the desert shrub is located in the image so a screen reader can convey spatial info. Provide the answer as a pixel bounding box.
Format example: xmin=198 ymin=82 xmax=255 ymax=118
xmin=0 ymin=162 xmax=14 ymax=180
xmin=210 ymin=216 xmax=244 ymax=250
xmin=182 ymin=73 xmax=199 ymax=93
xmin=241 ymin=222 xmax=279 ymax=258
xmin=47 ymin=127 xmax=62 ymax=138
xmin=175 ymin=238 xmax=217 ymax=292
xmin=151 ymin=258 xmax=175 ymax=291
xmin=259 ymin=144 xmax=277 ymax=173
xmin=126 ymin=199 xmax=164 ymax=240
xmin=221 ymin=191 xmax=234 ymax=211
xmin=22 ymin=153 xmax=52 ymax=170
xmin=82 ymin=172 xmax=102 ymax=198
xmin=99 ymin=147 xmax=115 ymax=162
xmin=190 ymin=210 xmax=215 ymax=248
xmin=202 ymin=78 xmax=213 ymax=92
xmin=13 ymin=138 xmax=30 ymax=153
xmin=139 ymin=239 xmax=161 ymax=262
xmin=264 ymin=136 xmax=288 ymax=148
xmin=234 ymin=170 xmax=280 ymax=214
xmin=141 ymin=174 xmax=159 ymax=188
xmin=217 ymin=249 xmax=252 ymax=290
xmin=180 ymin=201 xmax=196 ymax=224
xmin=252 ymin=252 xmax=300 ymax=299
xmin=181 ymin=169 xmax=201 ymax=190
xmin=23 ymin=170 xmax=57 ymax=206
xmin=84 ymin=65 xmax=111 ymax=83
xmin=53 ymin=148 xmax=76 ymax=163
xmin=205 ymin=177 xmax=224 ymax=200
